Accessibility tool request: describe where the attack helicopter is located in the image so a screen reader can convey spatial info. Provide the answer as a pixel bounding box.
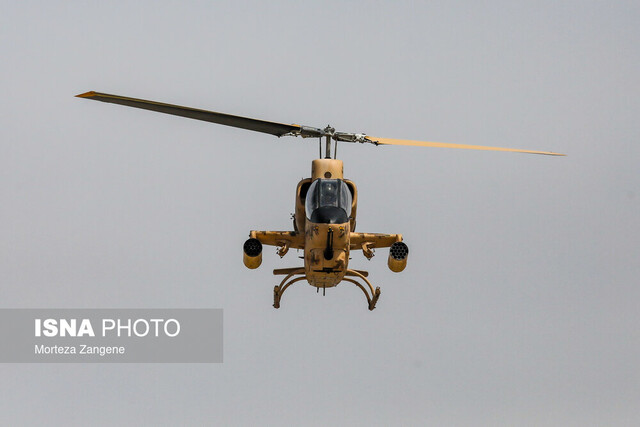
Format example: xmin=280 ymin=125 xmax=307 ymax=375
xmin=77 ymin=91 xmax=564 ymax=310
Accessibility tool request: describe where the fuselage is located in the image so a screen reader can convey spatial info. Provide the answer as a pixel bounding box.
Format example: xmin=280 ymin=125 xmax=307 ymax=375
xmin=295 ymin=159 xmax=357 ymax=288
xmin=247 ymin=157 xmax=404 ymax=309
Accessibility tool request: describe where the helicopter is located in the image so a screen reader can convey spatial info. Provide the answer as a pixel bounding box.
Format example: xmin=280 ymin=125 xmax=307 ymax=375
xmin=76 ymin=91 xmax=564 ymax=310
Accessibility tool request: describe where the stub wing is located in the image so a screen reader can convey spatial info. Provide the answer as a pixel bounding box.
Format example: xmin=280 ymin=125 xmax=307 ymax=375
xmin=250 ymin=231 xmax=305 ymax=250
xmin=350 ymin=232 xmax=402 ymax=259
xmin=351 ymin=232 xmax=409 ymax=272
xmin=350 ymin=232 xmax=403 ymax=250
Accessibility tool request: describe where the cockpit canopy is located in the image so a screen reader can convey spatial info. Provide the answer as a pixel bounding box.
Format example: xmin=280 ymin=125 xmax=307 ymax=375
xmin=305 ymin=179 xmax=352 ymax=224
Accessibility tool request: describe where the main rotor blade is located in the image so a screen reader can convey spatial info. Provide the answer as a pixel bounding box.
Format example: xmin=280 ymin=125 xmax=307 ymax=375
xmin=76 ymin=91 xmax=302 ymax=137
xmin=368 ymin=137 xmax=565 ymax=156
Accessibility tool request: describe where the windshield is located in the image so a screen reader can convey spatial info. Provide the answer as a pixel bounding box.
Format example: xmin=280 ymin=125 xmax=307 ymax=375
xmin=305 ymin=179 xmax=352 ymax=223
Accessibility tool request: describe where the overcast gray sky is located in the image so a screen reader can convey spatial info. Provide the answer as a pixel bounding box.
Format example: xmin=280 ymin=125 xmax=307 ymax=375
xmin=1 ymin=1 xmax=639 ymax=425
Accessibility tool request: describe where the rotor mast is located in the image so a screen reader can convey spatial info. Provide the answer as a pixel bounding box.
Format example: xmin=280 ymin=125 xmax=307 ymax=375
xmin=322 ymin=125 xmax=335 ymax=159
xmin=325 ymin=135 xmax=331 ymax=159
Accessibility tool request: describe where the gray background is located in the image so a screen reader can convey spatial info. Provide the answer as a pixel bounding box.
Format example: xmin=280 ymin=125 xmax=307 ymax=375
xmin=1 ymin=1 xmax=638 ymax=425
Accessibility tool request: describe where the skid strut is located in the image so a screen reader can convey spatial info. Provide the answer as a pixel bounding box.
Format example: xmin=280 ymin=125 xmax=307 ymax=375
xmin=273 ymin=268 xmax=305 ymax=309
xmin=272 ymin=268 xmax=381 ymax=310
xmin=344 ymin=269 xmax=381 ymax=310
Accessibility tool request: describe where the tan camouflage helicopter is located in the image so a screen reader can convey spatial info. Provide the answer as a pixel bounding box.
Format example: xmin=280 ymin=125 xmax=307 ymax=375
xmin=77 ymin=91 xmax=564 ymax=310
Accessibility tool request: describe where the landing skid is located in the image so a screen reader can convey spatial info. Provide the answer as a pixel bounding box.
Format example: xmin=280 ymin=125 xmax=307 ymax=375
xmin=272 ymin=268 xmax=381 ymax=311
